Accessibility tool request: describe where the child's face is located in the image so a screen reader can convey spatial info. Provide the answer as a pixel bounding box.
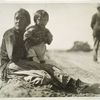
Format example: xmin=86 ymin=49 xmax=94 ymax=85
xmin=36 ymin=15 xmax=48 ymax=27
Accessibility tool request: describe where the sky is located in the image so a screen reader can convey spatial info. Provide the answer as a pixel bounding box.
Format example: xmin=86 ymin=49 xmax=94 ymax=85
xmin=0 ymin=3 xmax=98 ymax=50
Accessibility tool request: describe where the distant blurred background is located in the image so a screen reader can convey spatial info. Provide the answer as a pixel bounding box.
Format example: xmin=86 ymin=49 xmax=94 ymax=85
xmin=0 ymin=3 xmax=97 ymax=50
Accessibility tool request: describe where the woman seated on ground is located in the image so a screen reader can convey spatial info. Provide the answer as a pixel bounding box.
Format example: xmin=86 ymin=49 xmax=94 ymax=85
xmin=0 ymin=8 xmax=89 ymax=93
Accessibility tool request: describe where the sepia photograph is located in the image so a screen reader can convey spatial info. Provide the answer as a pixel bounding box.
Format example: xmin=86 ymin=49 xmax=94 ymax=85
xmin=0 ymin=0 xmax=100 ymax=98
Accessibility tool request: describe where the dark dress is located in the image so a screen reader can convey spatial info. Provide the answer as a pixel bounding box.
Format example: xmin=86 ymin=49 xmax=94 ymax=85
xmin=0 ymin=27 xmax=88 ymax=93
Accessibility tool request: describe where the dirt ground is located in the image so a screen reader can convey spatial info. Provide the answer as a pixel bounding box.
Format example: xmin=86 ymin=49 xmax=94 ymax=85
xmin=48 ymin=50 xmax=100 ymax=84
xmin=0 ymin=50 xmax=100 ymax=97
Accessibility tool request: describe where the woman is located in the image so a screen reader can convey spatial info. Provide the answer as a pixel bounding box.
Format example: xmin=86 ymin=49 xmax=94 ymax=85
xmin=0 ymin=8 xmax=88 ymax=93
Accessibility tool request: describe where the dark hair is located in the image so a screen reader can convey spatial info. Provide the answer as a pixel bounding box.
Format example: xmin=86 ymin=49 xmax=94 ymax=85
xmin=15 ymin=8 xmax=31 ymax=26
xmin=34 ymin=10 xmax=49 ymax=23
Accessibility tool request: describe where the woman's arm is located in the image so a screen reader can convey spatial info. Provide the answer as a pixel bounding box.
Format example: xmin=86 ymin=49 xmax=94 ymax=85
xmin=0 ymin=33 xmax=14 ymax=81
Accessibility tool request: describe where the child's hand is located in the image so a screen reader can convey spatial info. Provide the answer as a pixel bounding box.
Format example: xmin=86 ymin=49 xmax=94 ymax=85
xmin=24 ymin=32 xmax=31 ymax=40
xmin=24 ymin=29 xmax=33 ymax=41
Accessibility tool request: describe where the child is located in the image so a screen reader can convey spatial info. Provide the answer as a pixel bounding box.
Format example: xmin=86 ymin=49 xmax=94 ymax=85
xmin=24 ymin=10 xmax=53 ymax=63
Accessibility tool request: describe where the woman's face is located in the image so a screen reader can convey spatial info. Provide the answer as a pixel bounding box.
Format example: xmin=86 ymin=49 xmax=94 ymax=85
xmin=14 ymin=13 xmax=28 ymax=31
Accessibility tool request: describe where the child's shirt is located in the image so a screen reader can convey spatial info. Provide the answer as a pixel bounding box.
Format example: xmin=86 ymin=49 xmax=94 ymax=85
xmin=24 ymin=25 xmax=53 ymax=50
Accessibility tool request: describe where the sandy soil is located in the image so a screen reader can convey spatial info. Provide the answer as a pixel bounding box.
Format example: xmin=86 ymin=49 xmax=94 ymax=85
xmin=48 ymin=51 xmax=100 ymax=84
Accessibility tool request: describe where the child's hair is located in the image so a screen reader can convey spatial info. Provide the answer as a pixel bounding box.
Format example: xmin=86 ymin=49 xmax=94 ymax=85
xmin=34 ymin=10 xmax=49 ymax=23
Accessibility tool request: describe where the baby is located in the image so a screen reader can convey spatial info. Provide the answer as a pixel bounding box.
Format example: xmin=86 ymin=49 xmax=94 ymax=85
xmin=24 ymin=10 xmax=53 ymax=63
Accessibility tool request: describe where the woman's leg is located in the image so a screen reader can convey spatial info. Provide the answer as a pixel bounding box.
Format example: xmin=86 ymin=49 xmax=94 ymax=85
xmin=13 ymin=59 xmax=89 ymax=92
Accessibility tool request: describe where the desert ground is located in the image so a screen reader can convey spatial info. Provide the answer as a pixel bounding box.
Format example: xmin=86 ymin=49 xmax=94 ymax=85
xmin=48 ymin=50 xmax=100 ymax=84
xmin=0 ymin=50 xmax=100 ymax=97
